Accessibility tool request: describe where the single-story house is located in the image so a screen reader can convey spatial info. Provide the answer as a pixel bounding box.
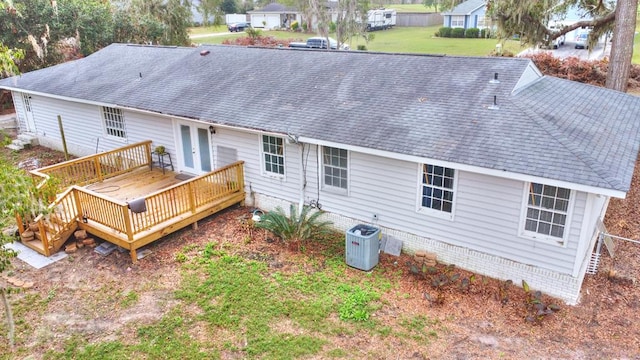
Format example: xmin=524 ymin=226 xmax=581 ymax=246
xmin=2 ymin=44 xmax=640 ymax=304
xmin=442 ymin=0 xmax=491 ymax=29
xmin=248 ymin=3 xmax=302 ymax=29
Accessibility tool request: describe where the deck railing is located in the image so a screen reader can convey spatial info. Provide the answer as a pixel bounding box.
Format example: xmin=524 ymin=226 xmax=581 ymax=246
xmin=74 ymin=186 xmax=129 ymax=234
xmin=74 ymin=161 xmax=245 ymax=240
xmin=31 ymin=141 xmax=152 ymax=188
xmin=38 ymin=187 xmax=80 ymax=252
xmin=129 ymin=161 xmax=245 ymax=235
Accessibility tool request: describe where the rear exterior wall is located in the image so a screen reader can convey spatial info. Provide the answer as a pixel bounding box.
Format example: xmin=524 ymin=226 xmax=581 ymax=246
xmin=18 ymin=93 xmax=596 ymax=304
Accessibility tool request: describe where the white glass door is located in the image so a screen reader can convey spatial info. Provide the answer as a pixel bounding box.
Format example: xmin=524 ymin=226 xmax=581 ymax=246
xmin=178 ymin=122 xmax=212 ymax=174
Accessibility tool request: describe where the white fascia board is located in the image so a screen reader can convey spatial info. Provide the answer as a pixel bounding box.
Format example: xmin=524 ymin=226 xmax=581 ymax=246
xmin=2 ymin=87 xmax=129 ymax=109
xmin=6 ymin=88 xmax=287 ymax=138
xmin=298 ymin=136 xmax=627 ymax=199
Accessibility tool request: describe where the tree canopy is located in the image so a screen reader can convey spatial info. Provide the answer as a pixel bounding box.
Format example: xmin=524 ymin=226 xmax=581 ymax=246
xmin=0 ymin=0 xmax=193 ymax=73
xmin=487 ymin=0 xmax=638 ymax=92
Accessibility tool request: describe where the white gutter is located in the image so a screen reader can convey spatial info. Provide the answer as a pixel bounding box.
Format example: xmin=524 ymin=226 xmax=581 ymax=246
xmin=297 ymin=136 xmax=627 ymax=199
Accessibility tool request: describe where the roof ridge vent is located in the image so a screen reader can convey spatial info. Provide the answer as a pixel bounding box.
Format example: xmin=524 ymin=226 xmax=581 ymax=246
xmin=488 ymin=95 xmax=499 ymax=110
xmin=490 ymin=72 xmax=500 ymax=84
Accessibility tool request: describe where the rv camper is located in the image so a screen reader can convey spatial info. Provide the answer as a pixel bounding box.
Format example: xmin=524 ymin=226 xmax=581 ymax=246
xmin=367 ymin=9 xmax=396 ymax=31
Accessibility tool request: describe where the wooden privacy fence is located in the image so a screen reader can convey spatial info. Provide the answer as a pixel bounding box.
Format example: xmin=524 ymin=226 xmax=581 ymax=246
xmin=31 ymin=140 xmax=152 ymax=188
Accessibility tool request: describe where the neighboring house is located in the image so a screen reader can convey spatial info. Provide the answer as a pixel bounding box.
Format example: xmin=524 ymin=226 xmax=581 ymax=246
xmin=442 ymin=0 xmax=490 ymax=29
xmin=2 ymin=44 xmax=640 ymax=304
xmin=248 ymin=2 xmax=340 ymax=31
xmin=248 ymin=3 xmax=301 ymax=29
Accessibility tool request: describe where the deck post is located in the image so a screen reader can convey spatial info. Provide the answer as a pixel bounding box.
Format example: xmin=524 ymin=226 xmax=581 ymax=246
xmin=188 ymin=182 xmax=196 ymax=214
xmin=94 ymin=157 xmax=103 ymax=182
xmin=130 ymin=247 xmax=137 ymax=263
xmin=122 ymin=205 xmax=134 ymax=242
xmin=73 ymin=188 xmax=84 ymax=223
xmin=144 ymin=142 xmax=152 ymax=168
xmin=237 ymin=162 xmax=245 ymax=205
xmin=37 ymin=221 xmax=50 ymax=257
xmin=15 ymin=213 xmax=24 ymax=235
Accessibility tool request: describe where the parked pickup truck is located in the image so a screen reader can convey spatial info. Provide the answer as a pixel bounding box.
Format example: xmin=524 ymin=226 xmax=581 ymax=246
xmin=289 ymin=37 xmax=349 ymax=50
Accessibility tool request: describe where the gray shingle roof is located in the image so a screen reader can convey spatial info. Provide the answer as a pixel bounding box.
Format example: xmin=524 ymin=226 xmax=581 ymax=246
xmin=442 ymin=0 xmax=486 ymax=15
xmin=2 ymin=43 xmax=639 ymax=193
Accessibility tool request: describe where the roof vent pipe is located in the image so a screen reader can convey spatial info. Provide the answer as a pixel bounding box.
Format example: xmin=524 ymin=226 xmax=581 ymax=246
xmin=488 ymin=95 xmax=499 ymax=110
xmin=490 ymin=72 xmax=500 ymax=84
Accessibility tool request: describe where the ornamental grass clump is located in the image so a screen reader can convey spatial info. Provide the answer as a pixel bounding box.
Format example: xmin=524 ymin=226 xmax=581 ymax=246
xmin=255 ymin=204 xmax=333 ymax=249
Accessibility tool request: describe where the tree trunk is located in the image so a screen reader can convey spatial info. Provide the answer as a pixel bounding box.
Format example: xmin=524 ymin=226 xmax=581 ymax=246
xmin=1 ymin=288 xmax=15 ymax=351
xmin=605 ymin=0 xmax=638 ymax=92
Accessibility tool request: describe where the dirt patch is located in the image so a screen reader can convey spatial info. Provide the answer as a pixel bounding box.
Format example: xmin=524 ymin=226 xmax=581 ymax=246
xmin=1 ymin=146 xmax=640 ymax=358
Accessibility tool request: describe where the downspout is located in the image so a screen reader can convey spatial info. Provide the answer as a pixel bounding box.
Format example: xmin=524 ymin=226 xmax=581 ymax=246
xmin=298 ymin=142 xmax=305 ymax=217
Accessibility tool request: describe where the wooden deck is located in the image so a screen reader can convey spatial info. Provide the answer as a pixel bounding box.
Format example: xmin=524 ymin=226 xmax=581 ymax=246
xmin=16 ymin=141 xmax=245 ymax=262
xmin=84 ymin=167 xmax=185 ymax=202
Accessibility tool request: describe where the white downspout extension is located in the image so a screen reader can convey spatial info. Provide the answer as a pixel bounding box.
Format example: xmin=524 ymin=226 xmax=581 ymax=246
xmin=297 ymin=142 xmax=305 ymax=217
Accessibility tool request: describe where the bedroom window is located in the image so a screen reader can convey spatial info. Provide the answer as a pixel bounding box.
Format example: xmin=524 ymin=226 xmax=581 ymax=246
xmin=451 ymin=15 xmax=464 ymax=28
xmin=323 ymin=146 xmax=348 ymax=190
xmin=262 ymin=135 xmax=284 ymax=175
xmin=102 ymin=106 xmax=126 ymax=139
xmin=524 ymin=183 xmax=571 ymax=239
xmin=421 ymin=164 xmax=455 ymax=213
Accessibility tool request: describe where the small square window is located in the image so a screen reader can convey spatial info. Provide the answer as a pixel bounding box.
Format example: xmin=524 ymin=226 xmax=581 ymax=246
xmin=421 ymin=164 xmax=455 ymax=214
xmin=102 ymin=107 xmax=126 ymax=139
xmin=322 ymin=147 xmax=348 ymax=190
xmin=262 ymin=135 xmax=284 ymax=175
xmin=524 ymin=183 xmax=571 ymax=240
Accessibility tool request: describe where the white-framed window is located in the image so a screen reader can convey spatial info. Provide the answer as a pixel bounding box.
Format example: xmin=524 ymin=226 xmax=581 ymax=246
xmin=102 ymin=106 xmax=126 ymax=139
xmin=451 ymin=15 xmax=465 ymax=28
xmin=262 ymin=135 xmax=284 ymax=176
xmin=420 ymin=164 xmax=455 ymax=215
xmin=522 ymin=183 xmax=572 ymax=243
xmin=322 ymin=146 xmax=348 ymax=191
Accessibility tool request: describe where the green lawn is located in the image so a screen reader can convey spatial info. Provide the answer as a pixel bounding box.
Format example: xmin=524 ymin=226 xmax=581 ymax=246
xmin=189 ymin=24 xmax=228 ymax=35
xmin=193 ymin=26 xmax=527 ymax=57
xmin=38 ymin=239 xmax=440 ymax=359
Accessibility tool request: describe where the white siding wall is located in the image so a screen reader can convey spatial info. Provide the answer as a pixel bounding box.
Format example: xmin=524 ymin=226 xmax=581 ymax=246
xmin=290 ymin=149 xmax=585 ymax=275
xmin=211 ymin=128 xmax=301 ymax=203
xmin=22 ymin=95 xmax=175 ymax=159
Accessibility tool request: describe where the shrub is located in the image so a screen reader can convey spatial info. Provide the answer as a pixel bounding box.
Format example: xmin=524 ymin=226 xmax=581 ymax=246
xmin=480 ymin=28 xmax=491 ymax=38
xmin=465 ymin=27 xmax=479 ymax=38
xmin=437 ymin=27 xmax=452 ymax=38
xmin=255 ymin=204 xmax=333 ymax=249
xmin=329 ymin=21 xmax=337 ymax=33
xmin=290 ymin=20 xmax=299 ymax=31
xmin=451 ymin=28 xmax=465 ymax=38
xmin=357 ymin=45 xmax=367 ymax=51
xmin=522 ymin=280 xmax=560 ymax=324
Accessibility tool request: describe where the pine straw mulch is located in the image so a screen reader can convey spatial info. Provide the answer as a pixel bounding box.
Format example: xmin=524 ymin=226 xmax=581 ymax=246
xmin=2 ymin=146 xmax=640 ymax=359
